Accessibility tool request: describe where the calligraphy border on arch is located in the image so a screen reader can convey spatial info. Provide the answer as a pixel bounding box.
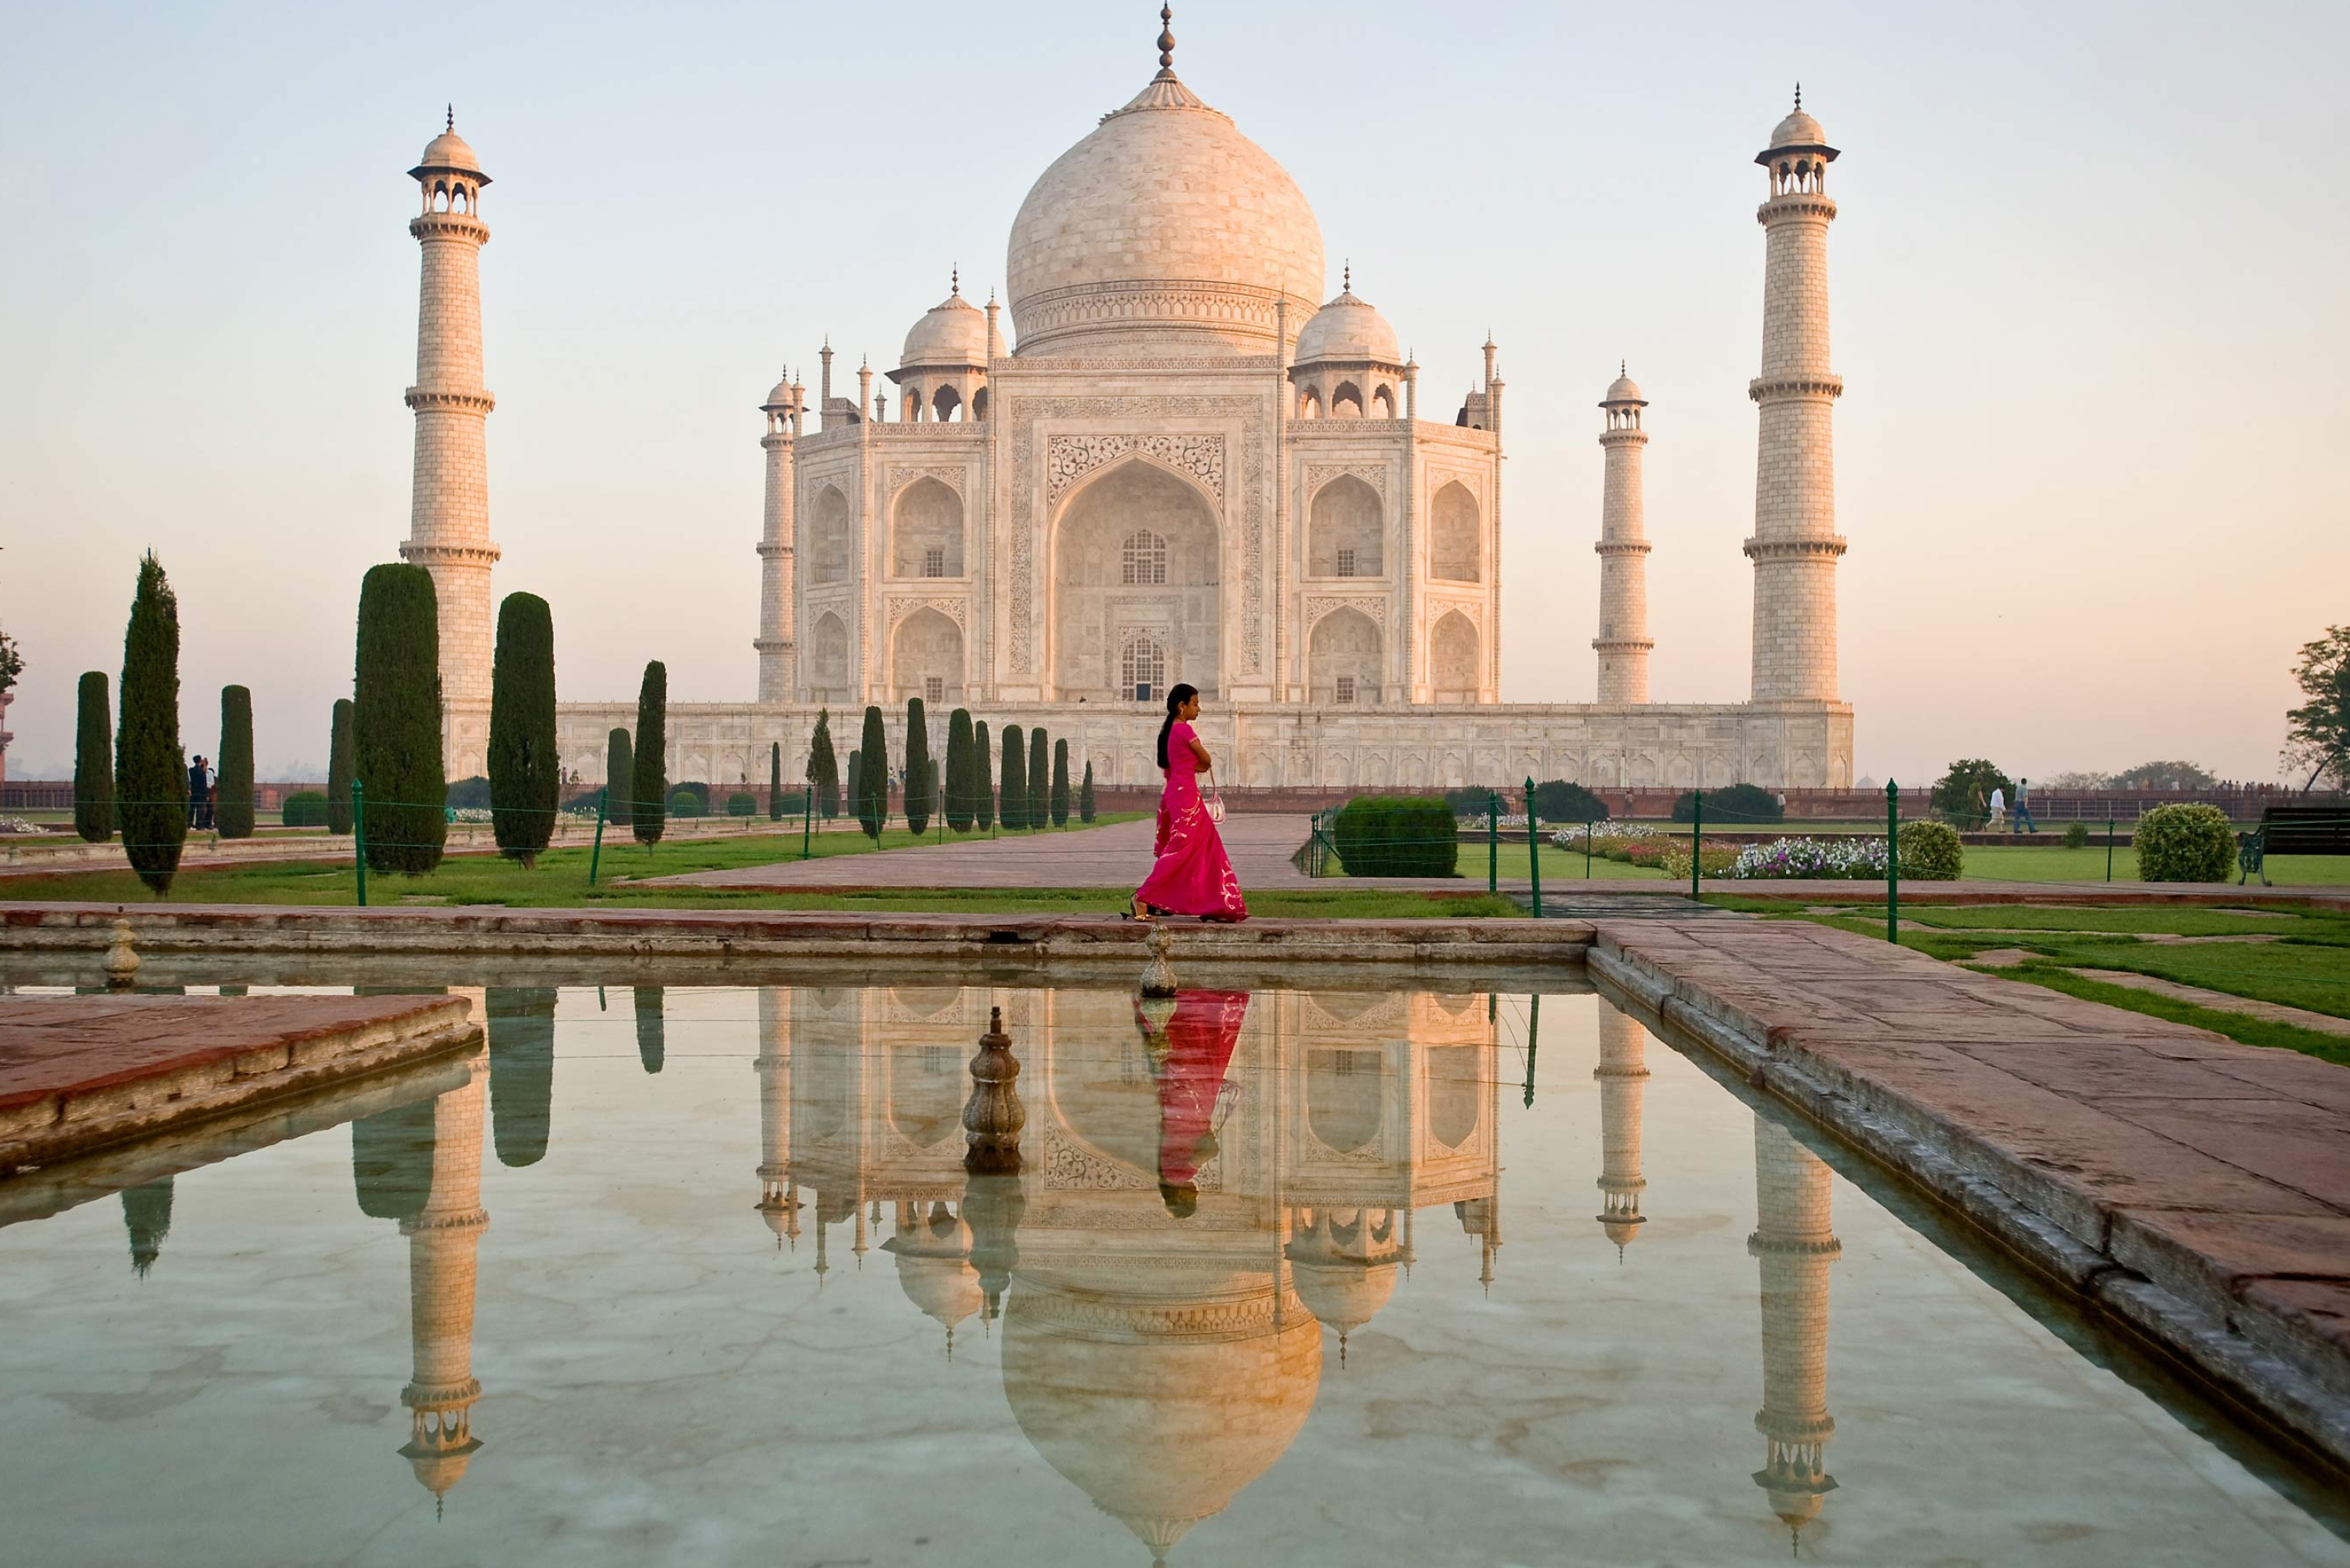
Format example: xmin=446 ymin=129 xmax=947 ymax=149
xmin=1005 ymin=397 xmax=1265 ymax=676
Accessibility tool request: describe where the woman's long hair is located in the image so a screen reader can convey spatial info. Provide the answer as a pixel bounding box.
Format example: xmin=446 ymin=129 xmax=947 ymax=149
xmin=1155 ymin=684 xmax=1199 ymax=771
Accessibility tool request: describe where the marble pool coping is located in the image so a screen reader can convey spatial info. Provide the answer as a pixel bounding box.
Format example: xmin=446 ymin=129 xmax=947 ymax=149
xmin=3 ymin=899 xmax=2348 ymax=1479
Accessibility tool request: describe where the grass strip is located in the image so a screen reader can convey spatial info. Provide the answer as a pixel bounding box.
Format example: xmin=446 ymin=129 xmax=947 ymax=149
xmin=1976 ymin=963 xmax=2350 ymax=1069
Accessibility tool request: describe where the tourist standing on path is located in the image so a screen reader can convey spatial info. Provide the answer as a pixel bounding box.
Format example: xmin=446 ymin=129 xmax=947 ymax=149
xmin=1130 ymin=684 xmax=1247 ymax=923
xmin=1986 ymin=784 xmax=2006 ymax=833
xmin=187 ymin=755 xmax=212 ymax=829
xmin=2013 ymin=777 xmax=2037 ymax=833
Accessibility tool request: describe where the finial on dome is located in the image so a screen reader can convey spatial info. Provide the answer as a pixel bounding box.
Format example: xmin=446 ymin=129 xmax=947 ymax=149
xmin=446 ymin=103 xmax=454 ymax=132
xmin=1155 ymin=5 xmax=1177 ymax=79
xmin=951 ymin=265 xmax=960 ymax=297
xmin=1794 ymin=81 xmax=1802 ymax=112
xmin=1622 ymin=358 xmax=1627 ymax=375
xmin=1343 ymin=259 xmax=1350 ymax=293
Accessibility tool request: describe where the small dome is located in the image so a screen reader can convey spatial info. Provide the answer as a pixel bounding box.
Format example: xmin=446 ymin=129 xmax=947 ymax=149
xmin=1292 ymin=287 xmax=1401 ymax=367
xmin=1767 ymin=107 xmax=1826 ymax=149
xmin=901 ymin=287 xmax=991 ymax=369
xmin=415 ymin=125 xmax=485 ymax=176
xmin=1603 ymin=370 xmax=1645 ymax=406
xmin=762 ymin=374 xmax=794 ymax=410
xmin=1290 ymin=1258 xmax=1398 ymax=1335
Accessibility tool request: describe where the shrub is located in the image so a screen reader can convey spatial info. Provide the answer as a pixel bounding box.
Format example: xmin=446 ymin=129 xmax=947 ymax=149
xmin=1050 ymin=738 xmax=1071 ymax=827
xmin=2063 ymin=820 xmax=2090 ymax=851
xmin=1672 ymin=782 xmax=1781 ymax=825
xmin=904 ymin=697 xmax=932 ymax=836
xmin=1441 ymin=785 xmax=1496 ymax=817
xmin=808 ymin=708 xmax=839 ymax=819
xmin=945 ymin=708 xmax=976 ymax=833
xmin=2135 ymin=803 xmax=2234 ymax=883
xmin=352 ymin=562 xmax=444 ymax=876
xmin=728 ymin=791 xmax=757 ymax=817
xmin=1332 ymin=795 xmax=1458 ymax=877
xmin=1079 ymin=760 xmax=1096 ymax=823
xmin=281 ymin=790 xmax=331 ymax=828
xmin=1898 ymin=819 xmax=1965 ymax=880
xmin=74 ymin=670 xmax=112 ymax=843
xmin=115 ymin=555 xmax=189 ymax=894
xmin=327 ymin=699 xmax=356 ymax=833
xmin=632 ymin=662 xmax=668 ymax=844
xmin=1530 ymin=779 xmax=1608 ymax=826
xmin=445 ymin=775 xmax=494 ymax=810
xmin=768 ymin=742 xmax=785 ymax=822
xmin=606 ymin=728 xmax=633 ymax=821
xmin=668 ymin=781 xmax=711 ymax=814
xmin=973 ymin=721 xmax=995 ymax=831
xmin=1930 ymin=758 xmax=2012 ymax=831
xmin=488 ymin=591 xmax=558 ymax=866
xmin=1000 ymin=724 xmax=1026 ymax=831
xmin=667 ymin=789 xmax=707 ymax=819
xmin=1027 ymin=727 xmax=1049 ymax=832
xmin=858 ymin=705 xmax=888 ymax=840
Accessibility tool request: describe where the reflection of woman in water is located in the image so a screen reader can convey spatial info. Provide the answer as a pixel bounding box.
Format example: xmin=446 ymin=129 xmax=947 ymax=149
xmin=1139 ymin=989 xmax=1251 ymax=1218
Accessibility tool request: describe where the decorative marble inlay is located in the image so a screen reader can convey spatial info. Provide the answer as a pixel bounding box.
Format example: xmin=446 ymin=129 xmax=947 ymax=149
xmin=1304 ymin=462 xmax=1386 ymax=498
xmin=1304 ymin=594 xmax=1386 ymax=631
xmin=1046 ymin=432 xmax=1226 ymax=506
xmin=885 ymin=464 xmax=967 ymax=502
xmin=885 ymin=595 xmax=968 ymax=631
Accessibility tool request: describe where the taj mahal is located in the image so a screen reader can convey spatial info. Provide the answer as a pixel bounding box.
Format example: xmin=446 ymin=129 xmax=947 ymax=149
xmin=396 ymin=9 xmax=1855 ymax=792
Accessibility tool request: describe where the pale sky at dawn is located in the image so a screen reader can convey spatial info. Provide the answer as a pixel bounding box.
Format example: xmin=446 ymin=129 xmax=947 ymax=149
xmin=3 ymin=1 xmax=2344 ymax=785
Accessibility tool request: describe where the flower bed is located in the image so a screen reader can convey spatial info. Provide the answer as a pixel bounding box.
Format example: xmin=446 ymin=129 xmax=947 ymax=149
xmin=1724 ymin=836 xmax=1890 ymax=881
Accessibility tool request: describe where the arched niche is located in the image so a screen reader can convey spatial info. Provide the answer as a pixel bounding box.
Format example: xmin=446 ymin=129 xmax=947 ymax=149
xmin=1308 ymin=475 xmax=1382 ymax=578
xmin=810 ymin=484 xmax=852 ymax=585
xmin=1330 ymin=381 xmax=1364 ymax=418
xmin=808 ymin=611 xmax=851 ymax=701
xmin=1307 ymin=1047 xmax=1383 ymax=1153
xmin=1431 ymin=611 xmax=1479 ymax=701
xmin=891 ymin=606 xmax=964 ymax=705
xmin=1051 ymin=458 xmax=1220 ymax=701
xmin=1308 ymin=606 xmax=1380 ymax=706
xmin=1430 ymin=481 xmax=1480 ymax=583
xmin=891 ymin=478 xmax=964 ymax=579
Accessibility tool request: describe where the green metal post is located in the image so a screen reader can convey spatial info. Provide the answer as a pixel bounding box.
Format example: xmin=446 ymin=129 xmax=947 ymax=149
xmin=1690 ymin=789 xmax=1702 ymax=902
xmin=1585 ymin=816 xmax=1594 ymax=879
xmin=1523 ymin=994 xmax=1539 ymax=1108
xmin=351 ymin=779 xmax=367 ymax=908
xmin=588 ymin=787 xmax=608 ymax=887
xmin=2107 ymin=817 xmax=2116 ymax=883
xmin=1524 ymin=776 xmax=1542 ymax=919
xmin=1886 ymin=779 xmax=1900 ymax=943
xmin=1486 ymin=789 xmax=1499 ymax=894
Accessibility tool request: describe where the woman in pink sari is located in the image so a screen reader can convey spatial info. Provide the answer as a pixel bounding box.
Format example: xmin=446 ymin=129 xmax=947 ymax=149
xmin=1129 ymin=684 xmax=1248 ymax=923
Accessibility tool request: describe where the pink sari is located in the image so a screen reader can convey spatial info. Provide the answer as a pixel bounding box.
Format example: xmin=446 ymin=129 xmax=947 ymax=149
xmin=1133 ymin=720 xmax=1248 ymax=920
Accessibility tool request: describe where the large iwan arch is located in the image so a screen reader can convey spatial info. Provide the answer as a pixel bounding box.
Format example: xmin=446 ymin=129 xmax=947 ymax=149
xmin=1050 ymin=457 xmax=1220 ymax=702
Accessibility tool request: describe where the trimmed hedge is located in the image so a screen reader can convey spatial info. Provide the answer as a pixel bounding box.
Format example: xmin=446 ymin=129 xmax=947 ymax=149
xmin=1897 ymin=819 xmax=1965 ymax=880
xmin=1672 ymin=782 xmax=1781 ymax=824
xmin=1333 ymin=795 xmax=1458 ymax=877
xmin=2136 ymin=803 xmax=2235 ymax=882
xmin=281 ymin=790 xmax=331 ymax=828
xmin=727 ymin=791 xmax=757 ymax=817
xmin=667 ymin=789 xmax=706 ymax=819
xmin=446 ymin=775 xmax=494 ymax=810
xmin=1531 ymin=779 xmax=1608 ymax=826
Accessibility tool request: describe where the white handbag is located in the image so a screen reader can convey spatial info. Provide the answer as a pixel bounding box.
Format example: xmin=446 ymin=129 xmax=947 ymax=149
xmin=1204 ymin=772 xmax=1226 ymax=824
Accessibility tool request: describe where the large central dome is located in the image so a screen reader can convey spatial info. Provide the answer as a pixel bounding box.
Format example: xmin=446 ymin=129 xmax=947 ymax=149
xmin=1007 ymin=53 xmax=1325 ymax=359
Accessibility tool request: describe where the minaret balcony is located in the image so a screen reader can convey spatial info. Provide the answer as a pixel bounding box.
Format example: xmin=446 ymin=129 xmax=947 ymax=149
xmin=1747 ymin=374 xmax=1842 ymax=403
xmin=405 ymin=388 xmax=497 ymax=414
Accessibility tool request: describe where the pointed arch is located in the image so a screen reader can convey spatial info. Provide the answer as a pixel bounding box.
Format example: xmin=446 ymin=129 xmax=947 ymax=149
xmin=810 ymin=484 xmax=852 ymax=585
xmin=1309 ymin=475 xmax=1383 ymax=578
xmin=891 ymin=477 xmax=963 ymax=578
xmin=1430 ymin=481 xmax=1480 ymax=583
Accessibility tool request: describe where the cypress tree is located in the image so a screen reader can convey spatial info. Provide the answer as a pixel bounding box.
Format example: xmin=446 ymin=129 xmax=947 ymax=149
xmin=768 ymin=740 xmax=785 ymax=821
xmin=858 ymin=703 xmax=888 ymax=840
xmin=1079 ymin=760 xmax=1097 ymax=823
xmin=631 ymin=660 xmax=667 ymax=845
xmin=809 ymin=708 xmax=839 ymax=818
xmin=1050 ymin=738 xmax=1071 ymax=828
xmin=846 ymin=749 xmax=862 ymax=828
xmin=1000 ymin=724 xmax=1026 ymax=831
xmin=326 ymin=698 xmax=355 ymax=833
xmin=115 ymin=551 xmax=186 ymax=895
xmin=74 ymin=671 xmax=112 ymax=843
xmin=606 ymin=727 xmax=633 ymax=822
xmin=1028 ymin=727 xmax=1049 ymax=832
xmin=944 ymin=708 xmax=975 ymax=833
xmin=215 ymin=685 xmax=255 ymax=839
xmin=973 ymin=721 xmax=994 ymax=830
xmin=487 ymin=592 xmax=559 ymax=867
xmin=903 ymin=698 xmax=932 ymax=835
xmin=352 ymin=562 xmax=445 ymax=876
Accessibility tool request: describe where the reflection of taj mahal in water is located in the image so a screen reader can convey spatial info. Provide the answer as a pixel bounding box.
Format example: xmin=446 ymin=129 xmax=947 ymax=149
xmin=393 ymin=6 xmax=1858 ymax=791
xmin=88 ymin=986 xmax=1842 ymax=1555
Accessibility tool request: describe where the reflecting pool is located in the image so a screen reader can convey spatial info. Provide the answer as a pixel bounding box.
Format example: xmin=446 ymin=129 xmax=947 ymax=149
xmin=1 ymin=980 xmax=2345 ymax=1566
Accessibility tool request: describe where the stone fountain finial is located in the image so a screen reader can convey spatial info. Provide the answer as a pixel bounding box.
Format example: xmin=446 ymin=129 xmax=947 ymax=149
xmin=104 ymin=914 xmax=141 ymax=990
xmin=1139 ymin=923 xmax=1178 ymax=997
xmin=963 ymin=1006 xmax=1025 ymax=1172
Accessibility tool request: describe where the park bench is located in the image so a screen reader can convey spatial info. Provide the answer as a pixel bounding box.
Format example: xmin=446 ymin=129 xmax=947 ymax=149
xmin=2238 ymin=804 xmax=2350 ymax=885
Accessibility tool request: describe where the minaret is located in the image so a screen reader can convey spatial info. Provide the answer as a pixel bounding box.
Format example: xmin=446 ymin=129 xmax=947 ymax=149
xmin=1744 ymin=88 xmax=1846 ymax=703
xmin=400 ymin=110 xmax=501 ymax=774
xmin=1748 ymin=1115 xmax=1840 ymax=1552
xmin=1594 ymin=365 xmax=1654 ymax=703
xmin=1593 ymin=1007 xmax=1649 ymax=1258
xmin=755 ymin=373 xmax=798 ymax=703
xmin=754 ymin=987 xmax=801 ymax=1247
xmin=399 ymin=1056 xmax=490 ymax=1513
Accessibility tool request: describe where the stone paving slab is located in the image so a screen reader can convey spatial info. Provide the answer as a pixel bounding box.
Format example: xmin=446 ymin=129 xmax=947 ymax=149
xmin=1585 ymin=916 xmax=2350 ymax=1472
xmin=0 ymin=994 xmax=481 ymax=1172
